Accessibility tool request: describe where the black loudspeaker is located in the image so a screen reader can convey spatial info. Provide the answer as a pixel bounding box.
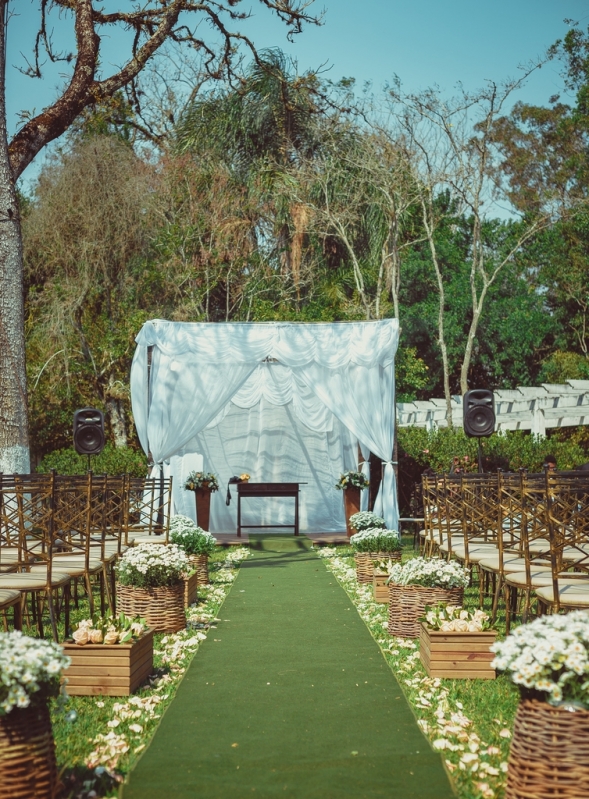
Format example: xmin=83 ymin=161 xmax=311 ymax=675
xmin=463 ymin=390 xmax=495 ymax=438
xmin=73 ymin=408 xmax=105 ymax=456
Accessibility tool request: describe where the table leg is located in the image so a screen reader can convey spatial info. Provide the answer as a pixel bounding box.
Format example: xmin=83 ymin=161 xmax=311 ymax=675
xmin=294 ymin=492 xmax=299 ymax=536
xmin=237 ymin=493 xmax=241 ymax=537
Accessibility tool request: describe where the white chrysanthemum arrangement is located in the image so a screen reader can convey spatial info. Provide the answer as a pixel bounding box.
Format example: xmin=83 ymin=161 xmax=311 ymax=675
xmin=169 ymin=515 xmax=217 ymax=555
xmin=423 ymin=604 xmax=491 ymax=632
xmin=350 ymin=529 xmax=401 ymax=553
xmin=116 ymin=543 xmax=189 ymax=588
xmin=491 ymin=611 xmax=589 ymax=706
xmin=349 ymin=511 xmax=386 ymax=532
xmin=388 ymin=557 xmax=469 ymax=589
xmin=0 ymin=631 xmax=70 ymax=715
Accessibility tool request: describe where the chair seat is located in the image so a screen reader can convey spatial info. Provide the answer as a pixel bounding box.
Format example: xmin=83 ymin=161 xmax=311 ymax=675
xmin=0 ymin=571 xmax=71 ymax=590
xmin=505 ymin=570 xmax=589 ymax=588
xmin=47 ymin=555 xmax=104 ymax=571
xmin=131 ymin=535 xmax=168 ymax=545
xmin=0 ymin=589 xmax=21 ymax=607
xmin=479 ymin=555 xmax=551 ymax=573
xmin=535 ymin=582 xmax=589 ymax=607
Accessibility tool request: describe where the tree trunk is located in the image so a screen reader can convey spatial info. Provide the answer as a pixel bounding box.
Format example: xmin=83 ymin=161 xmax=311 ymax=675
xmin=0 ymin=1 xmax=29 ymax=474
xmin=106 ymin=398 xmax=128 ymax=449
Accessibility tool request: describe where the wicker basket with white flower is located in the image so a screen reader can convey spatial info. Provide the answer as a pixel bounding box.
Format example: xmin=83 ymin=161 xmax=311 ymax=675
xmin=350 ymin=529 xmax=402 ymax=583
xmin=116 ymin=543 xmax=189 ymax=632
xmin=387 ymin=557 xmax=469 ymax=638
xmin=491 ymin=611 xmax=589 ymax=799
xmin=418 ymin=604 xmax=497 ymax=679
xmin=170 ymin=514 xmax=217 ymax=585
xmin=0 ymin=631 xmax=70 ymax=799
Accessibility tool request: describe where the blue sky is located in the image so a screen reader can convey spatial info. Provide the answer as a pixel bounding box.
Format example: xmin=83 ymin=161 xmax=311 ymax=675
xmin=6 ymin=0 xmax=589 ymax=186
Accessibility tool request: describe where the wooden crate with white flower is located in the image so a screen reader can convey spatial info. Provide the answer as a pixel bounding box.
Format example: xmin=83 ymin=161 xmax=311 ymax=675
xmin=62 ymin=628 xmax=154 ymax=696
xmin=419 ymin=623 xmax=497 ymax=679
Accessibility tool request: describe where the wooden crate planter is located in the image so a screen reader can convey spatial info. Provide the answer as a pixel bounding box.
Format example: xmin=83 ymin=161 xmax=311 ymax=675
xmin=505 ymin=699 xmax=589 ymax=799
xmin=183 ymin=571 xmax=198 ymax=607
xmin=62 ymin=629 xmax=154 ymax=697
xmin=388 ymin=583 xmax=464 ymax=638
xmin=373 ymin=570 xmax=389 ymax=603
xmin=419 ymin=623 xmax=496 ymax=679
xmin=117 ymin=582 xmax=186 ymax=633
xmin=355 ymin=551 xmax=401 ymax=583
xmin=0 ymin=701 xmax=58 ymax=799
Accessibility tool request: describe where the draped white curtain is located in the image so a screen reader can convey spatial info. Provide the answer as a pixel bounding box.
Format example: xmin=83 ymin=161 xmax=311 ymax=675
xmin=130 ymin=319 xmax=399 ymax=531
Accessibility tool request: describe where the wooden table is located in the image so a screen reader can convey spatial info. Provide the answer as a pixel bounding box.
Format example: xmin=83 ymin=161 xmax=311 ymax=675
xmin=237 ymin=482 xmax=301 ymax=537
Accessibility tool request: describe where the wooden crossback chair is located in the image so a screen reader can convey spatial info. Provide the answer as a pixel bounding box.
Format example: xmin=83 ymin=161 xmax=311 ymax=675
xmin=125 ymin=475 xmax=172 ymax=546
xmin=535 ymin=471 xmax=589 ymax=613
xmin=0 ymin=472 xmax=71 ymax=640
xmin=441 ymin=473 xmax=500 ymax=569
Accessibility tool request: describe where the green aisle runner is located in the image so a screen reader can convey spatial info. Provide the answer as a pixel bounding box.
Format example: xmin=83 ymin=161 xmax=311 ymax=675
xmin=122 ymin=536 xmax=455 ymax=798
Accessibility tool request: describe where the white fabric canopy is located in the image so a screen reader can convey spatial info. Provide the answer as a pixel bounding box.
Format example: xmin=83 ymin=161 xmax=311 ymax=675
xmin=130 ymin=319 xmax=399 ymax=532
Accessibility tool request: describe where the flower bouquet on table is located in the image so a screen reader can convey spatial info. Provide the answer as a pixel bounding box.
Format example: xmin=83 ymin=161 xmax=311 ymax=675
xmin=491 ymin=612 xmax=589 ymax=797
xmin=115 ymin=543 xmax=189 ymax=632
xmin=170 ymin=514 xmax=217 ymax=586
xmin=387 ymin=557 xmax=469 ymax=638
xmin=419 ymin=604 xmax=497 ymax=679
xmin=63 ymin=615 xmax=154 ymax=696
xmin=0 ymin=632 xmax=70 ymax=796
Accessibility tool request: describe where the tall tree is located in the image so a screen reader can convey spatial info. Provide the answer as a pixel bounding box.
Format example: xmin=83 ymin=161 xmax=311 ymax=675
xmin=0 ymin=0 xmax=319 ymax=473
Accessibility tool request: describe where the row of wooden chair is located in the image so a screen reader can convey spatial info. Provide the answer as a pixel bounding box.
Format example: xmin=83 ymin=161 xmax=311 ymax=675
xmin=420 ymin=470 xmax=589 ymax=630
xmin=0 ymin=471 xmax=172 ymax=640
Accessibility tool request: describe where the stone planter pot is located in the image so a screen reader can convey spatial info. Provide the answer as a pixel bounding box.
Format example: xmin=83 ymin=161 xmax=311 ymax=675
xmin=194 ymin=488 xmax=212 ymax=531
xmin=343 ymin=487 xmax=361 ymax=537
xmin=419 ymin=623 xmax=496 ymax=679
xmin=388 ymin=583 xmax=464 ymax=638
xmin=505 ymin=698 xmax=589 ymax=799
xmin=188 ymin=553 xmax=209 ymax=585
xmin=62 ymin=629 xmax=154 ymax=696
xmin=0 ymin=700 xmax=58 ymax=799
xmin=116 ymin=582 xmax=186 ymax=633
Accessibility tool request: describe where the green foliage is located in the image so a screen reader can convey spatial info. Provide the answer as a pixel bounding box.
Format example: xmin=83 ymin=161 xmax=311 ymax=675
xmin=38 ymin=445 xmax=147 ymax=476
xmin=539 ymin=350 xmax=589 ymax=382
xmin=397 ymin=426 xmax=588 ymax=473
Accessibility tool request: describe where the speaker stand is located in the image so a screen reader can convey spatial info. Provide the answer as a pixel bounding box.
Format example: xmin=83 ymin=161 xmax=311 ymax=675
xmin=87 ymin=454 xmax=92 ymax=473
xmin=478 ymin=440 xmax=483 ymax=473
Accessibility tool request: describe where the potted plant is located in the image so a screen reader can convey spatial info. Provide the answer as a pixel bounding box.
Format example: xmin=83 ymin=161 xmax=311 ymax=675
xmin=491 ymin=611 xmax=589 ymax=798
xmin=184 ymin=471 xmax=219 ymax=530
xmin=350 ymin=529 xmax=402 ymax=584
xmin=348 ymin=511 xmax=386 ymax=533
xmin=116 ymin=543 xmax=189 ymax=633
xmin=62 ymin=615 xmax=154 ymax=696
xmin=170 ymin=514 xmax=217 ymax=585
xmin=387 ymin=557 xmax=469 ymax=638
xmin=419 ymin=604 xmax=496 ymax=679
xmin=0 ymin=631 xmax=70 ymax=798
xmin=335 ymin=471 xmax=370 ymax=536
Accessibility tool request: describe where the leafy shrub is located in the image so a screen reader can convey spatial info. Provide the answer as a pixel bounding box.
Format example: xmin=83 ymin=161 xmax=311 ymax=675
xmin=169 ymin=515 xmax=217 ymax=555
xmin=350 ymin=529 xmax=401 ymax=552
xmin=38 ymin=444 xmax=147 ymax=476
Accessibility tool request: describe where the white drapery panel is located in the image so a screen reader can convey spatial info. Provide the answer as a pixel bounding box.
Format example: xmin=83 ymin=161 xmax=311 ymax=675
xmin=130 ymin=319 xmax=399 ymax=532
xmin=359 ymin=442 xmax=371 ymax=512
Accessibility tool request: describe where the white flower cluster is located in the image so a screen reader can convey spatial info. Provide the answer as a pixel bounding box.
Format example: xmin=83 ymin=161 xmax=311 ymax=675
xmin=424 ymin=605 xmax=491 ymax=632
xmin=169 ymin=515 xmax=217 ymax=556
xmin=117 ymin=543 xmax=189 ymax=588
xmin=169 ymin=515 xmax=203 ymax=536
xmin=350 ymin=529 xmax=400 ymax=553
xmin=349 ymin=511 xmax=386 ymax=531
xmin=491 ymin=611 xmax=589 ymax=705
xmin=388 ymin=557 xmax=469 ymax=589
xmin=0 ymin=631 xmax=70 ymax=715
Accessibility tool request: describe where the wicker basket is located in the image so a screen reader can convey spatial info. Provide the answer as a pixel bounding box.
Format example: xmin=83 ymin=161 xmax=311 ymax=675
xmin=354 ymin=551 xmax=401 ymax=583
xmin=116 ymin=582 xmax=186 ymax=633
xmin=188 ymin=554 xmax=209 ymax=584
xmin=388 ymin=583 xmax=464 ymax=638
xmin=505 ymin=699 xmax=589 ymax=799
xmin=0 ymin=701 xmax=58 ymax=799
